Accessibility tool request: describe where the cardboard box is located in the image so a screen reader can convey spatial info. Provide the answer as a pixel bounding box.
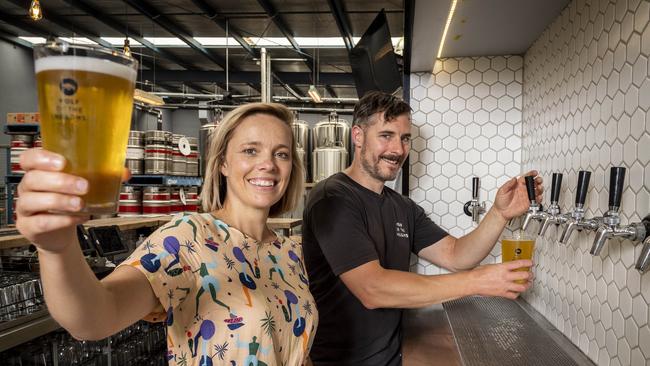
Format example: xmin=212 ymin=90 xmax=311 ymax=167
xmin=7 ymin=112 xmax=39 ymax=124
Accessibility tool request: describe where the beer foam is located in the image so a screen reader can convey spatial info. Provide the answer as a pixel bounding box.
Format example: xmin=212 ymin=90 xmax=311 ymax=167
xmin=35 ymin=56 xmax=137 ymax=82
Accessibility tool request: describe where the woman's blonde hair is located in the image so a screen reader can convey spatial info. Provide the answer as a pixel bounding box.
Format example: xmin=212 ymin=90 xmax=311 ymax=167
xmin=201 ymin=103 xmax=304 ymax=217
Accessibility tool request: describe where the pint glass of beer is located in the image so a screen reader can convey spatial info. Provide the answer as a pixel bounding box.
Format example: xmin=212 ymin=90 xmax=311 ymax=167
xmin=34 ymin=41 xmax=137 ymax=214
xmin=501 ymin=230 xmax=535 ymax=284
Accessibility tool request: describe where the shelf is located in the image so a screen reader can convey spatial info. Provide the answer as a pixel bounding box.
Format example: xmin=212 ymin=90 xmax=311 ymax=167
xmin=4 ymin=124 xmax=40 ymax=135
xmin=127 ymin=175 xmax=203 ymax=186
xmin=6 ymin=174 xmax=23 ymax=184
xmin=0 ymin=310 xmax=60 ymax=352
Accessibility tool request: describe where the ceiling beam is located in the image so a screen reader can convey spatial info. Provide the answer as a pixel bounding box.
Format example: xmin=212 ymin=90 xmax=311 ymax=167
xmin=190 ymin=0 xmax=300 ymax=99
xmin=327 ymin=0 xmax=355 ymax=53
xmin=0 ymin=10 xmax=52 ymax=38
xmin=190 ymin=0 xmax=258 ymax=58
xmin=61 ymin=0 xmax=196 ymax=71
xmin=122 ymin=0 xmax=229 ymax=70
xmin=59 ymin=0 xmax=209 ymax=94
xmin=0 ymin=27 xmax=34 ymax=49
xmin=122 ymin=0 xmax=256 ymax=93
xmin=139 ymin=70 xmax=354 ymax=85
xmin=255 ymin=0 xmax=337 ymax=97
xmin=7 ymin=0 xmax=113 ymax=48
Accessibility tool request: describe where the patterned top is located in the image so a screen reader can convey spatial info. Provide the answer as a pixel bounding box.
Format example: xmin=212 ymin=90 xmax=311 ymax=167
xmin=118 ymin=213 xmax=318 ymax=366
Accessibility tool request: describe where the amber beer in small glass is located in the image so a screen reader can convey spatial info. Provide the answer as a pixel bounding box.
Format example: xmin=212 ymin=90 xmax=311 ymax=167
xmin=501 ymin=231 xmax=535 ymax=284
xmin=34 ymin=41 xmax=137 ymax=214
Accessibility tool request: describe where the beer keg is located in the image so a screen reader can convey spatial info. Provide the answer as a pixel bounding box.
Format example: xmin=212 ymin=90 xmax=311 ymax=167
xmin=118 ymin=185 xmax=141 ymax=216
xmin=142 ymin=187 xmax=170 ymax=215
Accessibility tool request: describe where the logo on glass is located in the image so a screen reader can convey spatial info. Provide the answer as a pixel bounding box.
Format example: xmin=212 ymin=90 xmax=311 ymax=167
xmin=59 ymin=78 xmax=78 ymax=96
xmin=515 ymin=248 xmax=522 ymax=255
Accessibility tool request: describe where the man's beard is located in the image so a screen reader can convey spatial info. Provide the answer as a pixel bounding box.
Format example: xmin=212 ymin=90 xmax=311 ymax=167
xmin=360 ymin=144 xmax=404 ymax=182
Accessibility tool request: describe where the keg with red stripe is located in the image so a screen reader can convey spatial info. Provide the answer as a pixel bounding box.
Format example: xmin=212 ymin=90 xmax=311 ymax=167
xmin=144 ymin=144 xmax=169 ymax=175
xmin=118 ymin=185 xmax=142 ymax=216
xmin=142 ymin=187 xmax=170 ymax=215
xmin=186 ymin=137 xmax=199 ymax=177
xmin=33 ymin=136 xmax=42 ymax=148
xmin=126 ymin=131 xmax=144 ymax=175
xmin=171 ymin=134 xmax=187 ymax=176
xmin=170 ymin=187 xmax=184 ymax=214
xmin=184 ymin=187 xmax=199 ymax=212
xmin=10 ymin=135 xmax=33 ymax=174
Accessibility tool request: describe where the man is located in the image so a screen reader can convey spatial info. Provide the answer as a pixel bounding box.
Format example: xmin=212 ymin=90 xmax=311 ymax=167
xmin=303 ymin=91 xmax=542 ymax=366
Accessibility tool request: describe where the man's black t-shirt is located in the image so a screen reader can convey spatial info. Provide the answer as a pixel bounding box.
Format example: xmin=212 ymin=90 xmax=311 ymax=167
xmin=303 ymin=173 xmax=448 ymax=366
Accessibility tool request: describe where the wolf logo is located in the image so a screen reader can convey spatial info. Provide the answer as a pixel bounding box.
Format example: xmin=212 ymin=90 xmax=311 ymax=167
xmin=59 ymin=78 xmax=78 ymax=96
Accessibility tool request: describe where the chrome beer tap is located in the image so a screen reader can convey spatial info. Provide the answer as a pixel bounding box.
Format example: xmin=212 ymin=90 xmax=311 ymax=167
xmin=463 ymin=177 xmax=486 ymax=224
xmin=590 ymin=167 xmax=646 ymax=256
xmin=521 ymin=176 xmax=544 ymax=231
xmin=538 ymin=173 xmax=567 ymax=236
xmin=559 ymin=171 xmax=601 ymax=244
xmin=635 ymin=215 xmax=650 ymax=273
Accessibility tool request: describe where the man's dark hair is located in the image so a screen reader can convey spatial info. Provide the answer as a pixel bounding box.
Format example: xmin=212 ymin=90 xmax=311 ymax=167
xmin=352 ymin=91 xmax=411 ymax=128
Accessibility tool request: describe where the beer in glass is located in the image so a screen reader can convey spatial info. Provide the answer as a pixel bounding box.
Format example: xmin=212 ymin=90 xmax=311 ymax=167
xmin=34 ymin=41 xmax=137 ymax=214
xmin=501 ymin=230 xmax=535 ymax=284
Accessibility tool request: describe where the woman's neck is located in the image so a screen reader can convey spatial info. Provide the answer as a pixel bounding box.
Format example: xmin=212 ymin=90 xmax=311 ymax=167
xmin=213 ymin=202 xmax=274 ymax=242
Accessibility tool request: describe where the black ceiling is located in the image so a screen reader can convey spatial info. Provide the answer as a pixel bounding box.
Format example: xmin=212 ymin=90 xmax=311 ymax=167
xmin=0 ymin=0 xmax=405 ymax=104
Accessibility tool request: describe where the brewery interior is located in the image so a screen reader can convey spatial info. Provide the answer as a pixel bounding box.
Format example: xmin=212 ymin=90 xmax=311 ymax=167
xmin=0 ymin=0 xmax=649 ymax=365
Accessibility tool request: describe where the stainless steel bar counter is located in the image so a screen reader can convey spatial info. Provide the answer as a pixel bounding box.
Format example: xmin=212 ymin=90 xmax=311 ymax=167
xmin=402 ymin=297 xmax=595 ymax=366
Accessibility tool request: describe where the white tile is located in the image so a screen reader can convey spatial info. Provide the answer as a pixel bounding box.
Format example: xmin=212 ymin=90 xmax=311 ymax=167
xmin=632 ymin=295 xmax=648 ymax=326
xmin=451 ymin=71 xmax=466 ymax=86
xmin=443 ymin=58 xmax=459 ymax=73
xmin=435 ymin=71 xmax=451 ymax=86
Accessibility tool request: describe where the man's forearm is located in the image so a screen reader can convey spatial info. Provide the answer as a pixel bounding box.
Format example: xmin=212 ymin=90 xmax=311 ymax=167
xmin=451 ymin=206 xmax=509 ymax=270
xmin=356 ymin=269 xmax=476 ymax=309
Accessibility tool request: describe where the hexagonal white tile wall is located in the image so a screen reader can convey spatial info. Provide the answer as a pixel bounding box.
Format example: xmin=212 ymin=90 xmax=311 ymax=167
xmin=521 ymin=0 xmax=649 ymax=365
xmin=409 ymin=0 xmax=650 ymax=365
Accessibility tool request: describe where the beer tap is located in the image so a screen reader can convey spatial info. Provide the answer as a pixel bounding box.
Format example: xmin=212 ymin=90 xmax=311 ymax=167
xmin=590 ymin=167 xmax=646 ymax=256
xmin=538 ymin=173 xmax=567 ymax=236
xmin=463 ymin=177 xmax=486 ymax=224
xmin=521 ymin=176 xmax=544 ymax=231
xmin=558 ymin=171 xmax=602 ymax=244
xmin=635 ymin=216 xmax=650 ymax=273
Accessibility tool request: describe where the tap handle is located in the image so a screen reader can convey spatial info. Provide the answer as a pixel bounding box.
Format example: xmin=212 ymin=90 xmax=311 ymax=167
xmin=551 ymin=173 xmax=563 ymax=204
xmin=609 ymin=166 xmax=626 ymax=209
xmin=525 ymin=176 xmax=536 ymax=203
xmin=576 ymin=170 xmax=591 ymax=206
xmin=472 ymin=177 xmax=480 ymax=200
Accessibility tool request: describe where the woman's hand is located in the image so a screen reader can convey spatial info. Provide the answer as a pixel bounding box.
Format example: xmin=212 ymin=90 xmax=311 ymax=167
xmin=15 ymin=148 xmax=90 ymax=253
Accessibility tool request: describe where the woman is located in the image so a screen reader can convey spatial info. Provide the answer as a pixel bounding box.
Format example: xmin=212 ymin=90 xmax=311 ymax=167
xmin=16 ymin=103 xmax=317 ymax=366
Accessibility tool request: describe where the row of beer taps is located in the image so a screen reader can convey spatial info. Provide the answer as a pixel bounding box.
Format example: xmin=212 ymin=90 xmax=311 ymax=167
xmin=464 ymin=169 xmax=650 ymax=272
xmin=517 ymin=167 xmax=650 ymax=273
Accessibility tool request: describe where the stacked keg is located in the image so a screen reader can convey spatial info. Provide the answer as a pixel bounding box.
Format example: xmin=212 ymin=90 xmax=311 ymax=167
xmin=186 ymin=137 xmax=199 ymax=177
xmin=126 ymin=131 xmax=144 ymax=175
xmin=144 ymin=130 xmax=168 ymax=175
xmin=118 ymin=186 xmax=142 ymax=216
xmin=10 ymin=135 xmax=33 ymax=174
xmin=171 ymin=134 xmax=187 ymax=176
xmin=184 ymin=187 xmax=199 ymax=212
xmin=164 ymin=131 xmax=173 ymax=174
xmin=170 ymin=187 xmax=183 ymax=215
xmin=142 ymin=187 xmax=170 ymax=215
xmin=312 ymin=112 xmax=350 ymax=182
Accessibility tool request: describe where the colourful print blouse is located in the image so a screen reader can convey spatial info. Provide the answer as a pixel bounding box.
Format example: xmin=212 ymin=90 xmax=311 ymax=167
xmin=118 ymin=213 xmax=318 ymax=366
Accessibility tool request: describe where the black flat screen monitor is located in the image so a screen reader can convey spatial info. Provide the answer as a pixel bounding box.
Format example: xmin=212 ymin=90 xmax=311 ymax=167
xmin=76 ymin=225 xmax=96 ymax=255
xmin=349 ymin=10 xmax=402 ymax=98
xmin=88 ymin=226 xmax=128 ymax=257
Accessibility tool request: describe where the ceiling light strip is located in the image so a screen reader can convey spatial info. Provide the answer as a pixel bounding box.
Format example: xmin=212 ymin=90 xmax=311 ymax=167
xmin=436 ymin=0 xmax=458 ymax=59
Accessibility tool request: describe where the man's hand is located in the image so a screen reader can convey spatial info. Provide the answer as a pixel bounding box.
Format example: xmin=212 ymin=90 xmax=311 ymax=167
xmin=493 ymin=170 xmax=543 ymax=221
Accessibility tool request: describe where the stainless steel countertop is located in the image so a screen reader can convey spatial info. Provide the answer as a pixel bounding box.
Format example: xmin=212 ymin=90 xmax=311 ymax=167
xmin=402 ymin=298 xmax=594 ymax=366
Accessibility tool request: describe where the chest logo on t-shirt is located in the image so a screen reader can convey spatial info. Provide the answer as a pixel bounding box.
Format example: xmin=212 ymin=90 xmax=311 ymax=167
xmin=396 ymin=222 xmax=409 ymax=238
